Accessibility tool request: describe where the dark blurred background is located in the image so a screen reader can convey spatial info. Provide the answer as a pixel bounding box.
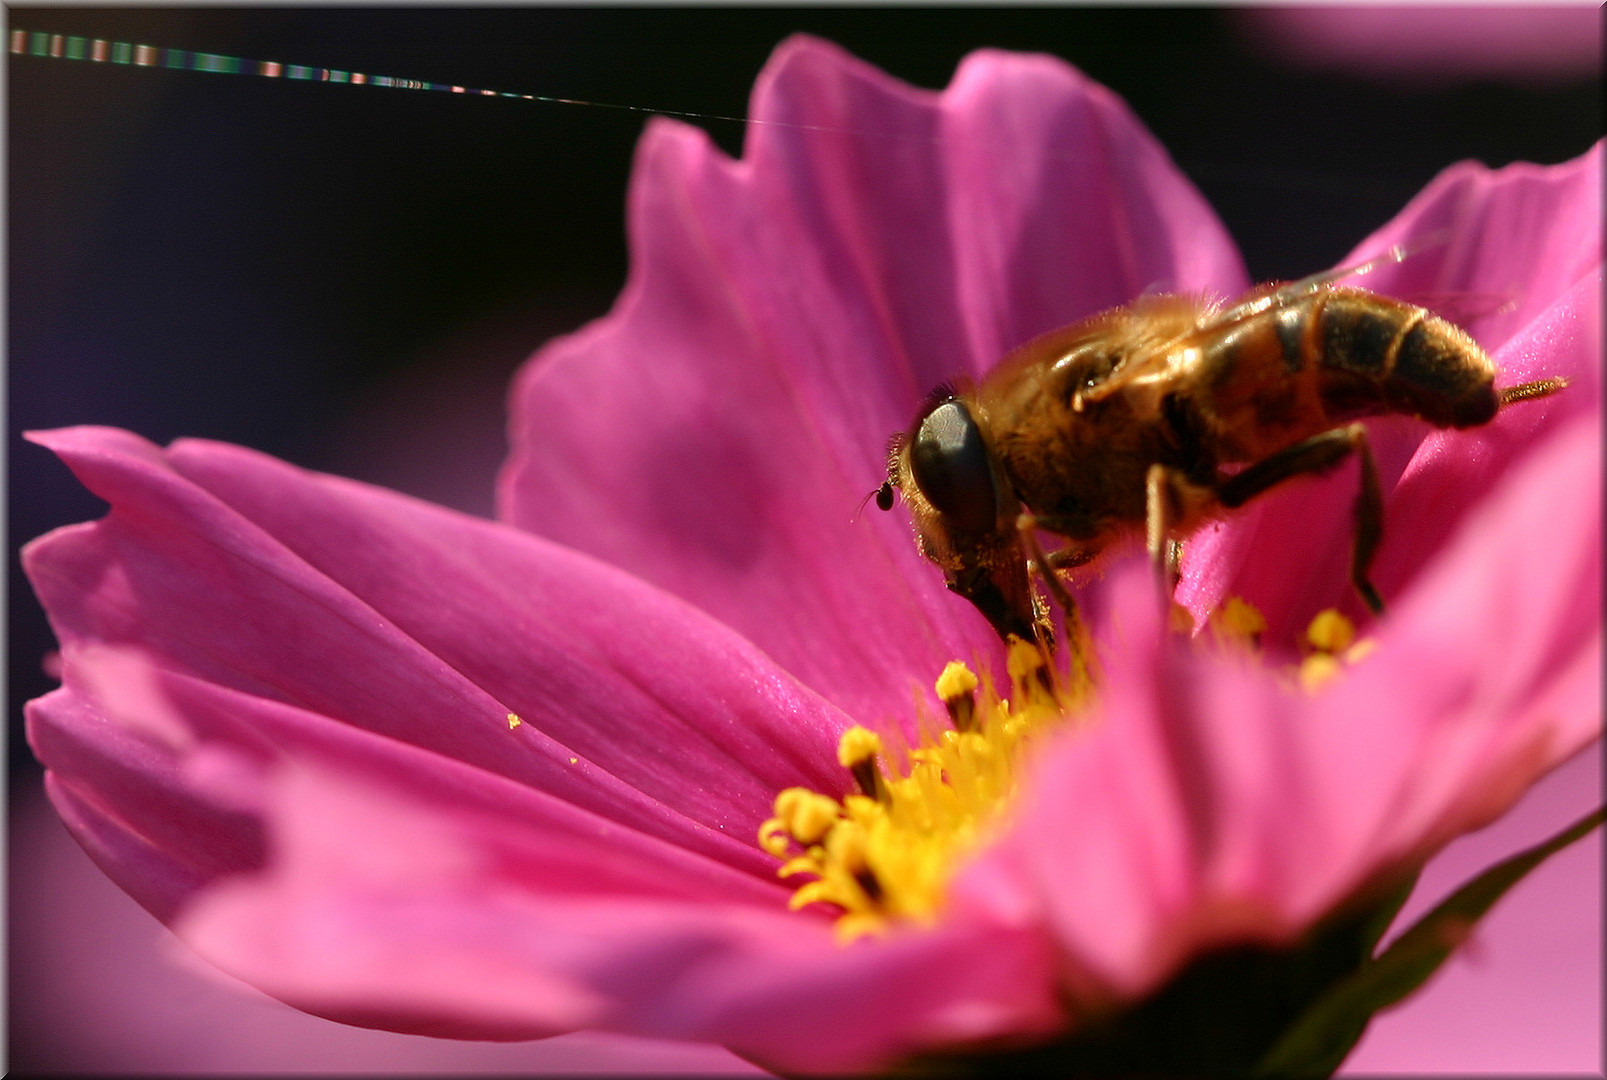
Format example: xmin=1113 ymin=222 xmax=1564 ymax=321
xmin=7 ymin=6 xmax=1602 ymax=1072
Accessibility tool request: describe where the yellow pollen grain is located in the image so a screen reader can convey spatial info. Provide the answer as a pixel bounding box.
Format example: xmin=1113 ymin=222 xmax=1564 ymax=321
xmin=506 ymin=713 xmax=522 ymax=729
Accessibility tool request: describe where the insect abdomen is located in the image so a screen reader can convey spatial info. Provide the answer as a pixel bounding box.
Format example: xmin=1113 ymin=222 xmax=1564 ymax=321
xmin=1309 ymin=288 xmax=1498 ymax=428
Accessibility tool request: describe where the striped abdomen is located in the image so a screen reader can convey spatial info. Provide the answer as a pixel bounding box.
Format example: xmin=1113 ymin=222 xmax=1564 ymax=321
xmin=1199 ymin=286 xmax=1498 ymax=461
xmin=1297 ymin=287 xmax=1498 ymax=428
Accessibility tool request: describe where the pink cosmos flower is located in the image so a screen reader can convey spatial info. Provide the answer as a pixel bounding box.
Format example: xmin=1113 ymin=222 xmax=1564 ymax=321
xmin=23 ymin=36 xmax=1601 ymax=1075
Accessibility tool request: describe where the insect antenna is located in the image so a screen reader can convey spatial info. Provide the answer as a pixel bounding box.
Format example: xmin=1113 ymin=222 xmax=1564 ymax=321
xmin=851 ymin=481 xmax=897 ymax=523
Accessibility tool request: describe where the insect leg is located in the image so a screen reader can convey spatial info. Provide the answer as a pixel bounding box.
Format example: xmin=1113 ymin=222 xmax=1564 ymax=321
xmin=1216 ymin=423 xmax=1386 ymax=615
xmin=1044 ymin=545 xmax=1097 ymax=571
xmin=1164 ymin=539 xmax=1184 ymax=589
xmin=1016 ymin=513 xmax=1090 ymax=679
xmin=1351 ymin=434 xmax=1385 ymax=615
xmin=1144 ymin=464 xmax=1189 ymax=614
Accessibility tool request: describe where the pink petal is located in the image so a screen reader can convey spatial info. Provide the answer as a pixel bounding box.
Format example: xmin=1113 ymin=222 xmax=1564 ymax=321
xmin=24 ymin=425 xmax=1068 ymax=1067
xmin=174 ymin=748 xmax=1063 ymax=1071
xmin=970 ymin=404 xmax=1600 ymax=1000
xmin=25 ymin=426 xmax=853 ymax=890
xmin=1179 ymin=143 xmax=1603 ymax=640
xmin=1315 ymin=412 xmax=1602 ymax=865
xmin=35 ymin=644 xmax=795 ymax=918
xmin=500 ymin=35 xmax=1245 ymax=727
xmin=33 ymin=697 xmax=264 ymax=923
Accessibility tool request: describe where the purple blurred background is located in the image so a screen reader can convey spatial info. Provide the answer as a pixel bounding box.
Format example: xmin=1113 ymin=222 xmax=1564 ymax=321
xmin=9 ymin=7 xmax=1601 ymax=1073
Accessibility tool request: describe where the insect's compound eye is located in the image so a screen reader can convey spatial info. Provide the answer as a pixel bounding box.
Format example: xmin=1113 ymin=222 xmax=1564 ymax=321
xmin=909 ymin=400 xmax=997 ymax=534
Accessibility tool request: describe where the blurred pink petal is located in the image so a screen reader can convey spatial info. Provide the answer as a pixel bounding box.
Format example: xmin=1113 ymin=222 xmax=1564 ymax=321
xmin=499 ymin=35 xmax=1245 ymax=728
xmin=9 ymin=779 xmax=769 ymax=1075
xmin=973 ymin=403 xmax=1599 ymax=1001
xmin=1244 ymin=6 xmax=1602 ymax=85
xmin=177 ymin=754 xmax=1063 ymax=1068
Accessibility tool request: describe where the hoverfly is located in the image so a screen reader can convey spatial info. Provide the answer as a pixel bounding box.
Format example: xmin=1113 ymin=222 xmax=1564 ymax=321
xmin=876 ymin=254 xmax=1568 ymax=645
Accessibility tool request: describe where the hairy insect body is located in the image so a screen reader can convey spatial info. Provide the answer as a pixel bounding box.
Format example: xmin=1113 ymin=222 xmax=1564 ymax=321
xmin=885 ymin=278 xmax=1560 ymax=644
xmin=980 ymin=298 xmax=1214 ymax=543
xmin=980 ymin=286 xmax=1502 ymax=553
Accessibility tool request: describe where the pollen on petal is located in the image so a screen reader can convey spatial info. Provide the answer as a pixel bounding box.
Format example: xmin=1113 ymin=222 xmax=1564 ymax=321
xmin=1344 ymin=639 xmax=1378 ymax=664
xmin=506 ymin=712 xmax=522 ymax=729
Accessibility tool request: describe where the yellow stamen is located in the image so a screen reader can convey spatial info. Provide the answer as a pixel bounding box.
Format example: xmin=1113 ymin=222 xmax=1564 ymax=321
xmin=1004 ymin=635 xmax=1043 ymax=687
xmin=837 ymin=726 xmax=888 ymax=801
xmin=935 ymin=661 xmax=979 ymax=731
xmin=774 ymin=787 xmax=841 ymax=844
xmin=1169 ymin=600 xmax=1196 ymax=635
xmin=934 ymin=661 xmax=978 ymax=699
xmin=758 ymin=817 xmax=793 ymax=857
xmin=1345 ymin=639 xmax=1378 ymax=665
xmin=1298 ymin=608 xmax=1372 ymax=691
xmin=1210 ymin=595 xmax=1267 ymax=647
xmin=1298 ymin=653 xmax=1344 ymax=692
xmin=1306 ymin=609 xmax=1356 ymax=654
xmin=836 ymin=726 xmax=884 ymax=768
xmin=760 ymin=648 xmax=1088 ymax=942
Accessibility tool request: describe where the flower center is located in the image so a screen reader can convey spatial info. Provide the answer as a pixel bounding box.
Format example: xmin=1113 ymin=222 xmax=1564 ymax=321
xmin=759 ymin=603 xmax=1371 ymax=941
xmin=758 ymin=637 xmax=1090 ymax=942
